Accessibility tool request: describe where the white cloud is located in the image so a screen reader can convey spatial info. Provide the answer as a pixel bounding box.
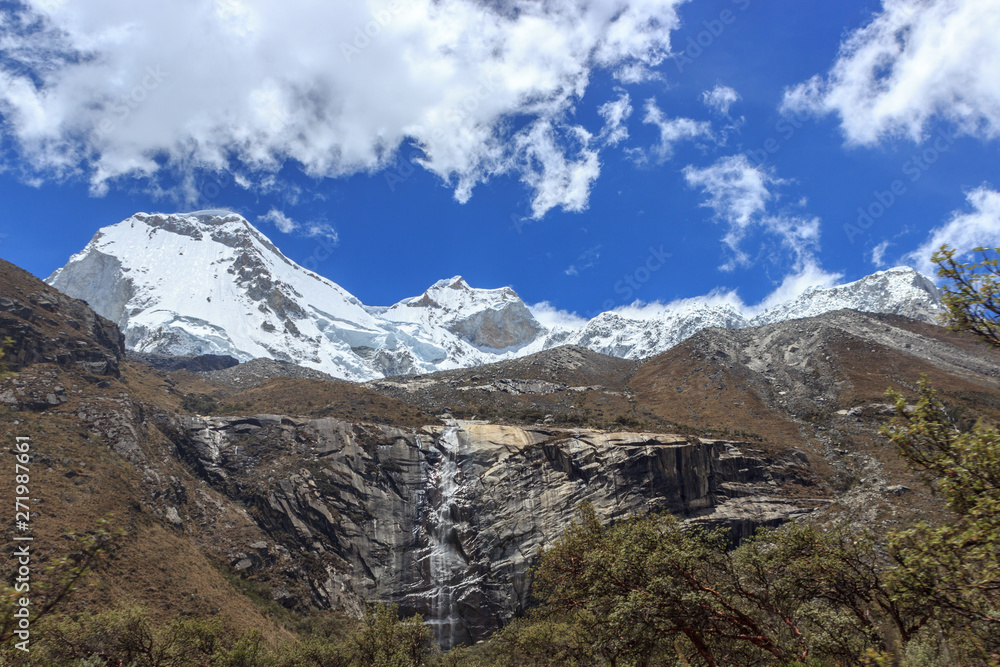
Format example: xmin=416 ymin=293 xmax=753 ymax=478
xmin=683 ymin=155 xmax=835 ymax=290
xmin=683 ymin=155 xmax=775 ymax=269
xmin=641 ymin=98 xmax=712 ymax=162
xmin=871 ymin=240 xmax=891 ymax=267
xmin=529 ymin=301 xmax=589 ymax=330
xmin=598 ymin=93 xmax=633 ymax=147
xmin=609 ymin=288 xmax=746 ymax=320
xmin=749 ymin=260 xmax=843 ymax=314
xmin=258 ymin=208 xmax=338 ymax=243
xmin=904 ymin=186 xmax=1000 ymax=276
xmin=0 ymin=0 xmax=688 ymax=214
xmin=612 ymin=63 xmax=664 ymax=85
xmin=259 ymin=209 xmax=298 ymax=234
xmin=564 ymin=245 xmax=602 ymax=277
xmin=596 ymin=260 xmax=842 ymax=320
xmin=763 ymin=214 xmax=822 ymax=265
xmin=702 ymin=85 xmax=740 ymax=116
xmin=517 ymin=122 xmax=601 ymax=219
xmin=304 ymin=223 xmax=339 ymax=244
xmin=782 ymin=0 xmax=1000 ymax=146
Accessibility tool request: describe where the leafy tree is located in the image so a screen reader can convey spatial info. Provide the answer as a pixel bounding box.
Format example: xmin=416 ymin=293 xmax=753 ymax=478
xmin=353 ymin=602 xmax=435 ymax=667
xmin=932 ymin=245 xmax=1000 ymax=347
xmin=11 ymin=607 xmax=266 ymax=666
xmin=522 ymin=503 xmax=933 ymax=667
xmin=863 ymin=245 xmax=1000 ymax=659
xmin=883 ymin=380 xmax=1000 ymax=634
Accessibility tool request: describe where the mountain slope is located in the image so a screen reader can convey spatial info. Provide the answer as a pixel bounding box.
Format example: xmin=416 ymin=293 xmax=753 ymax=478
xmin=4 ymin=255 xmax=994 ymax=649
xmin=48 ymin=212 xmax=547 ymax=381
xmin=553 ymin=267 xmax=942 ymax=360
xmin=47 ymin=210 xmax=943 ymax=379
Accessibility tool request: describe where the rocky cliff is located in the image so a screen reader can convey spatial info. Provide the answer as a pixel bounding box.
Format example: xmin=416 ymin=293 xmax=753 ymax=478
xmin=158 ymin=412 xmax=818 ymax=647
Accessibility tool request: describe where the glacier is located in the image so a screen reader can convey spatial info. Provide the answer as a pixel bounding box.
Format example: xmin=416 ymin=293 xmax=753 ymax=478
xmin=47 ymin=211 xmax=942 ymax=380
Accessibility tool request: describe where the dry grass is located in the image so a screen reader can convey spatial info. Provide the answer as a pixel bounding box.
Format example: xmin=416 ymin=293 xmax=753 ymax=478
xmin=0 ymin=403 xmax=289 ymax=641
xmin=218 ymin=376 xmax=437 ymax=427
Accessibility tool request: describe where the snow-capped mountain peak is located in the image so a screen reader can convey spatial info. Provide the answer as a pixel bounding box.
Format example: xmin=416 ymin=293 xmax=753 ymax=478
xmin=384 ymin=275 xmax=543 ymax=352
xmin=48 ymin=211 xmax=414 ymax=380
xmin=47 ymin=211 xmax=943 ymax=379
xmin=48 ymin=212 xmax=549 ymax=379
xmin=751 ymin=266 xmax=941 ymax=327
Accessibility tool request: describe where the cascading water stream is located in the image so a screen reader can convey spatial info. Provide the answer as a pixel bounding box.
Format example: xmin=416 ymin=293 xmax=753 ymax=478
xmin=426 ymin=426 xmax=462 ymax=649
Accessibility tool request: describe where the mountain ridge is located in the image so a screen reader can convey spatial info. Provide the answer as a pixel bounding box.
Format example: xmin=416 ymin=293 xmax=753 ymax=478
xmin=5 ymin=254 xmax=997 ymax=649
xmin=47 ymin=211 xmax=943 ymax=380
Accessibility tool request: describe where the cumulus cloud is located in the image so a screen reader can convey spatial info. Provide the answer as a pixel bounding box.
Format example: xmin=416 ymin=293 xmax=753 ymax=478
xmin=904 ymin=186 xmax=1000 ymax=276
xmin=517 ymin=123 xmax=601 ymax=219
xmin=641 ymin=98 xmax=713 ymax=163
xmin=702 ymin=85 xmax=740 ymax=116
xmin=0 ymin=0 xmax=688 ymax=215
xmin=782 ymin=0 xmax=1000 ymax=146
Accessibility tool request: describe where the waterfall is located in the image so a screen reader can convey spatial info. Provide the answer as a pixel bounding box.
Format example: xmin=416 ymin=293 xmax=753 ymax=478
xmin=426 ymin=425 xmax=462 ymax=649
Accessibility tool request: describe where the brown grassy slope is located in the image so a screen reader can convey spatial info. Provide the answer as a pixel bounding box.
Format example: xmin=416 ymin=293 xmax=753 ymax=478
xmin=628 ymin=314 xmax=1000 ymax=516
xmin=361 ymin=345 xmax=652 ymax=429
xmin=0 ymin=258 xmax=122 ymax=377
xmin=0 ymin=260 xmax=297 ymax=639
xmin=119 ymin=360 xmax=231 ymax=411
xmin=216 ymin=376 xmax=437 ymax=428
xmin=0 ymin=381 xmax=288 ymax=640
xmin=824 ymin=333 xmax=1000 ymax=415
xmin=881 ymin=310 xmax=1000 ymax=361
xmin=630 ymin=340 xmax=811 ymax=450
xmin=375 ymin=345 xmax=639 ymax=390
xmin=631 ymin=315 xmax=1000 ymax=448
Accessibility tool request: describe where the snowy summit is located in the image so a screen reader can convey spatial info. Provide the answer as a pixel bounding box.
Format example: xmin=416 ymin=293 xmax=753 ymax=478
xmin=48 ymin=212 xmax=942 ymax=380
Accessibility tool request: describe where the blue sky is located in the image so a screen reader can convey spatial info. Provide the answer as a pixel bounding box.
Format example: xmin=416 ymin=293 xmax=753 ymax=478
xmin=0 ymin=0 xmax=998 ymax=321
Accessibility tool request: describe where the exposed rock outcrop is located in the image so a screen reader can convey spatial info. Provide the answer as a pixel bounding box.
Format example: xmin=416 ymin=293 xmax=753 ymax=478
xmin=128 ymin=350 xmax=240 ymax=373
xmin=159 ymin=413 xmax=821 ymax=647
xmin=0 ymin=259 xmax=124 ymax=377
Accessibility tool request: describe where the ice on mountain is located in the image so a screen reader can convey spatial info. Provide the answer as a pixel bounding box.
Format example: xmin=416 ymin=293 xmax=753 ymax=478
xmin=46 ymin=211 xmax=942 ymax=380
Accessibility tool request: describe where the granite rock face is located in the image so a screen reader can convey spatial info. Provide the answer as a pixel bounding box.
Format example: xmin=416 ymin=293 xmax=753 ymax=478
xmin=162 ymin=413 xmax=818 ymax=648
xmin=0 ymin=259 xmax=124 ymax=378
